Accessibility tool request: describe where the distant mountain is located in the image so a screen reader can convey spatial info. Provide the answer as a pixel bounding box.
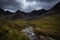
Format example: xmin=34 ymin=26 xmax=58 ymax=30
xmin=11 ymin=9 xmax=47 ymax=20
xmin=5 ymin=11 xmax=14 ymax=15
xmin=51 ymin=2 xmax=60 ymax=11
xmin=12 ymin=10 xmax=26 ymax=20
xmin=0 ymin=8 xmax=13 ymax=17
xmin=0 ymin=9 xmax=5 ymax=17
xmin=0 ymin=2 xmax=60 ymax=20
xmin=40 ymin=2 xmax=60 ymax=17
xmin=30 ymin=9 xmax=47 ymax=16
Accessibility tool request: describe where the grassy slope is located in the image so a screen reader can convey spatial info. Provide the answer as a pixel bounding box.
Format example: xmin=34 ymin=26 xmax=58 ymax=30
xmin=30 ymin=11 xmax=60 ymax=39
xmin=0 ymin=20 xmax=30 ymax=40
xmin=0 ymin=11 xmax=60 ymax=40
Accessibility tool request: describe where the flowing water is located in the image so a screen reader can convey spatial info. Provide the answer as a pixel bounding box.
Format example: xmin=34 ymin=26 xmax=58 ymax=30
xmin=21 ymin=26 xmax=55 ymax=40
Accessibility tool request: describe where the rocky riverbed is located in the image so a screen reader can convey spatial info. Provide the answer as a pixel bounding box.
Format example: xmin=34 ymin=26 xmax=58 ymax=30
xmin=21 ymin=26 xmax=55 ymax=40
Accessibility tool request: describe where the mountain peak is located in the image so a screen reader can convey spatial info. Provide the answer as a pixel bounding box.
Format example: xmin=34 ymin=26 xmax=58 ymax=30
xmin=15 ymin=10 xmax=25 ymax=14
xmin=51 ymin=2 xmax=60 ymax=10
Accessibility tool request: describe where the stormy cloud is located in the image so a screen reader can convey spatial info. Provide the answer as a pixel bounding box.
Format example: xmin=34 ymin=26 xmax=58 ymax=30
xmin=0 ymin=0 xmax=60 ymax=12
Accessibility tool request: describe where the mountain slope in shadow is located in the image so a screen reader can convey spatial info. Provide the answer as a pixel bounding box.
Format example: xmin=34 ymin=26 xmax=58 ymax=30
xmin=0 ymin=2 xmax=60 ymax=20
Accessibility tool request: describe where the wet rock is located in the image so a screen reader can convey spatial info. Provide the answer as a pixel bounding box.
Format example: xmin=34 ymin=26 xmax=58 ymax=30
xmin=21 ymin=26 xmax=55 ymax=40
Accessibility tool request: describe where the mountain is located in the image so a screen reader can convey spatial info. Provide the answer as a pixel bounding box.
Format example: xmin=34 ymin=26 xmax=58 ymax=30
xmin=0 ymin=8 xmax=13 ymax=17
xmin=33 ymin=2 xmax=60 ymax=40
xmin=5 ymin=11 xmax=14 ymax=15
xmin=51 ymin=2 xmax=60 ymax=11
xmin=0 ymin=9 xmax=5 ymax=17
xmin=0 ymin=2 xmax=59 ymax=21
xmin=0 ymin=9 xmax=47 ymax=20
xmin=30 ymin=9 xmax=47 ymax=16
xmin=40 ymin=2 xmax=60 ymax=17
xmin=0 ymin=2 xmax=60 ymax=20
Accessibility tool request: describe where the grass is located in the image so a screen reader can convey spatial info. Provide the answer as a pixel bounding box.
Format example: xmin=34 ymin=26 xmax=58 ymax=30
xmin=0 ymin=20 xmax=30 ymax=40
xmin=0 ymin=11 xmax=60 ymax=40
xmin=31 ymin=13 xmax=60 ymax=39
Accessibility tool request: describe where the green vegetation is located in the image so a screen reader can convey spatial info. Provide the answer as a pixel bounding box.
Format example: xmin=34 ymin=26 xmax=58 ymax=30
xmin=0 ymin=11 xmax=60 ymax=40
xmin=0 ymin=20 xmax=30 ymax=40
xmin=31 ymin=13 xmax=60 ymax=39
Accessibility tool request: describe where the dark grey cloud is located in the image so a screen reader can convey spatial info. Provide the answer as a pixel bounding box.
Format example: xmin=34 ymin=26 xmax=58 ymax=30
xmin=37 ymin=0 xmax=57 ymax=2
xmin=0 ymin=0 xmax=21 ymax=12
xmin=0 ymin=0 xmax=60 ymax=12
xmin=27 ymin=0 xmax=59 ymax=3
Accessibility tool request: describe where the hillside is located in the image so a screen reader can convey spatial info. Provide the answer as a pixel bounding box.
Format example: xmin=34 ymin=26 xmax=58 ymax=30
xmin=32 ymin=11 xmax=60 ymax=40
xmin=32 ymin=2 xmax=60 ymax=40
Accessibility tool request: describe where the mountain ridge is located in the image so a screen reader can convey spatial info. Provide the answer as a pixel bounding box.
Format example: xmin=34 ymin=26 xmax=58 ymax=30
xmin=0 ymin=2 xmax=60 ymax=20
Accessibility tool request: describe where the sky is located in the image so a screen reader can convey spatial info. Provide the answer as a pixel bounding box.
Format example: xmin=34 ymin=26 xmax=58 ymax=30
xmin=0 ymin=0 xmax=60 ymax=12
